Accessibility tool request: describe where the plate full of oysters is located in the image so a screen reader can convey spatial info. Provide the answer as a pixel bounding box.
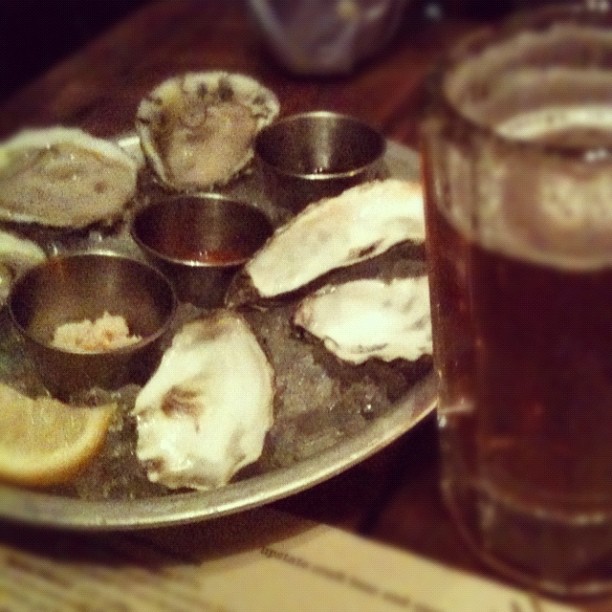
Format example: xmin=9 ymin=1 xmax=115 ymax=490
xmin=0 ymin=71 xmax=436 ymax=529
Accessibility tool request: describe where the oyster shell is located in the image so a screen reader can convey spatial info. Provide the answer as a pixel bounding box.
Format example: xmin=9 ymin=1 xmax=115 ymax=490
xmin=234 ymin=178 xmax=425 ymax=301
xmin=136 ymin=71 xmax=280 ymax=190
xmin=132 ymin=311 xmax=275 ymax=491
xmin=0 ymin=229 xmax=46 ymax=303
xmin=0 ymin=127 xmax=138 ymax=228
xmin=293 ymin=276 xmax=432 ymax=364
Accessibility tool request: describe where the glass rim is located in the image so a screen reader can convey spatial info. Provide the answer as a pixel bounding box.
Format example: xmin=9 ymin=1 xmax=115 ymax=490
xmin=426 ymin=1 xmax=612 ymax=161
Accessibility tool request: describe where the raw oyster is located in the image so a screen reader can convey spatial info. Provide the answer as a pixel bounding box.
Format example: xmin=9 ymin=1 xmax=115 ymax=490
xmin=136 ymin=71 xmax=280 ymax=190
xmin=235 ymin=178 xmax=425 ymax=301
xmin=132 ymin=311 xmax=275 ymax=491
xmin=0 ymin=127 xmax=138 ymax=228
xmin=294 ymin=276 xmax=432 ymax=364
xmin=0 ymin=229 xmax=46 ymax=303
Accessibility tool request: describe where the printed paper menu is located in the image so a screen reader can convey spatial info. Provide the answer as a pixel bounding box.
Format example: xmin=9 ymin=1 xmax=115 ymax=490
xmin=0 ymin=508 xmax=579 ymax=612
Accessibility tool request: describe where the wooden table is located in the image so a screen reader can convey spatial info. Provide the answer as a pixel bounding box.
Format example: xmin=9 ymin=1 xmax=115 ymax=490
xmin=0 ymin=2 xmax=608 ymax=610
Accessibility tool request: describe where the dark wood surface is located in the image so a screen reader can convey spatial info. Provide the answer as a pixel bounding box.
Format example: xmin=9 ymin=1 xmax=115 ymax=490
xmin=0 ymin=0 xmax=152 ymax=102
xmin=0 ymin=1 xmax=607 ymax=609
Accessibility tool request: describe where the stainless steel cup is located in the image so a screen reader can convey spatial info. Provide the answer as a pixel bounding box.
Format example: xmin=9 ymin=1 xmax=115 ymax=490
xmin=255 ymin=110 xmax=387 ymax=213
xmin=131 ymin=194 xmax=273 ymax=307
xmin=8 ymin=252 xmax=176 ymax=400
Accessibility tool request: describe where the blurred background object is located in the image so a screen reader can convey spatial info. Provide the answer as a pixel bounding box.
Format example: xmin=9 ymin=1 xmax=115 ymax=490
xmin=246 ymin=0 xmax=410 ymax=75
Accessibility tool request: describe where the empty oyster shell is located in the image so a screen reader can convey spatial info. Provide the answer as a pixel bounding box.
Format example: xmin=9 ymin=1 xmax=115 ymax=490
xmin=233 ymin=178 xmax=425 ymax=302
xmin=294 ymin=276 xmax=432 ymax=364
xmin=132 ymin=311 xmax=275 ymax=491
xmin=136 ymin=71 xmax=280 ymax=190
xmin=0 ymin=127 xmax=138 ymax=228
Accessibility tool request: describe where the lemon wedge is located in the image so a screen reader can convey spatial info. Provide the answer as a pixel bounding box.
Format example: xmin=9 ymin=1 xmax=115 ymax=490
xmin=0 ymin=383 xmax=116 ymax=487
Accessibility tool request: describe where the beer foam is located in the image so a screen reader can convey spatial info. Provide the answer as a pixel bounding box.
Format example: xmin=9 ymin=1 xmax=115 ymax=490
xmin=497 ymin=105 xmax=612 ymax=142
xmin=443 ymin=106 xmax=612 ymax=272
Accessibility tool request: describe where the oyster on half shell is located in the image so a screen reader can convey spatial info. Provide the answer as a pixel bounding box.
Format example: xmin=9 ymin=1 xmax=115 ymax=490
xmin=136 ymin=71 xmax=280 ymax=191
xmin=231 ymin=178 xmax=425 ymax=303
xmin=0 ymin=127 xmax=138 ymax=228
xmin=132 ymin=311 xmax=275 ymax=491
xmin=0 ymin=229 xmax=46 ymax=304
xmin=294 ymin=276 xmax=432 ymax=364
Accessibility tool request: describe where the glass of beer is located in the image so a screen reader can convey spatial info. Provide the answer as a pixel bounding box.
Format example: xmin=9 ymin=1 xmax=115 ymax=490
xmin=421 ymin=2 xmax=612 ymax=596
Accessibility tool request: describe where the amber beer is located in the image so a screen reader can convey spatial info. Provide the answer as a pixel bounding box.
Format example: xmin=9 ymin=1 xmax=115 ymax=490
xmin=422 ymin=7 xmax=612 ymax=592
xmin=425 ymin=147 xmax=612 ymax=589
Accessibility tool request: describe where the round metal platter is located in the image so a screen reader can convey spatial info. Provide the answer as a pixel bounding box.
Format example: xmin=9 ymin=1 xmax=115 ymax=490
xmin=0 ymin=139 xmax=437 ymax=530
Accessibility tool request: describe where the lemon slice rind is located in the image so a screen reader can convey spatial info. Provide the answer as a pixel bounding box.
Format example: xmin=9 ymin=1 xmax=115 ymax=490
xmin=0 ymin=383 xmax=116 ymax=487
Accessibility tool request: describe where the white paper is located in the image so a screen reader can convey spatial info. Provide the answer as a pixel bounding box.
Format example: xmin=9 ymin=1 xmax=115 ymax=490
xmin=0 ymin=508 xmax=579 ymax=612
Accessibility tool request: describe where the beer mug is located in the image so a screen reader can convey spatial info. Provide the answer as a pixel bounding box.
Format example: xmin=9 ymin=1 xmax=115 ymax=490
xmin=421 ymin=2 xmax=612 ymax=597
